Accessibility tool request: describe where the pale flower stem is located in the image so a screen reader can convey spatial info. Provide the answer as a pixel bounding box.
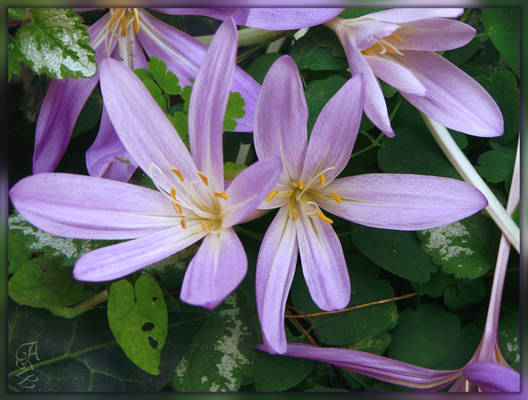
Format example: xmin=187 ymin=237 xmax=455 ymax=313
xmin=480 ymin=137 xmax=520 ymax=353
xmin=235 ymin=143 xmax=252 ymax=164
xmin=420 ymin=113 xmax=520 ymax=253
xmin=195 ymin=28 xmax=284 ymax=47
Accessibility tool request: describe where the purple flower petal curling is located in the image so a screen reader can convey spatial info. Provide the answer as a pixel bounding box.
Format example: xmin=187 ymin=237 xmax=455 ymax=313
xmin=463 ymin=362 xmax=520 ymax=392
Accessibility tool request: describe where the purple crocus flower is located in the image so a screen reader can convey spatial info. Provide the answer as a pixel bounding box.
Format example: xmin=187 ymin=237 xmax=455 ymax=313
xmin=11 ymin=18 xmax=282 ymax=309
xmin=325 ymin=8 xmax=503 ymax=137
xmin=253 ymin=55 xmax=488 ymax=355
xmin=257 ymin=143 xmax=521 ymax=392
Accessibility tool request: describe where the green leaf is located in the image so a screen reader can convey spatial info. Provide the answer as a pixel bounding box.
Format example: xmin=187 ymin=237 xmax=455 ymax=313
xmin=8 ymin=212 xmax=106 ymax=274
xmin=8 ymin=256 xmax=94 ymax=310
xmin=169 ymin=292 xmax=257 ymax=391
xmin=444 ymin=37 xmax=482 ymax=65
xmin=107 ymin=275 xmax=168 ymax=375
xmin=224 ymin=161 xmax=247 ymax=180
xmin=443 ymin=278 xmax=485 ymax=309
xmin=377 ymin=101 xmax=459 ymax=178
xmin=339 ymin=8 xmax=385 ymax=19
xmin=290 ymin=37 xmax=348 ymax=71
xmin=247 ymin=53 xmax=281 ymax=84
xmin=418 ymin=214 xmax=500 ymax=279
xmin=167 ymin=111 xmax=189 ymax=147
xmin=8 ymin=35 xmax=23 ymax=81
xmin=254 ymin=350 xmax=314 ymax=392
xmin=305 ymin=25 xmax=346 ymax=58
xmin=512 ymin=205 xmax=519 ymax=225
xmin=389 ymin=304 xmax=480 ymax=369
xmin=348 ymin=331 xmax=392 ymax=355
xmin=16 ymin=8 xmax=96 ymax=80
xmin=9 ymin=8 xmax=28 ymax=19
xmin=482 ymin=8 xmax=520 ymax=77
xmin=476 ymin=141 xmax=516 ymax=183
xmin=290 ymin=266 xmax=399 ymax=346
xmin=305 ymin=74 xmax=347 ymax=132
xmin=148 ymin=56 xmax=181 ymax=95
xmin=411 ymin=272 xmax=451 ymax=298
xmin=224 ymin=91 xmax=245 ymax=132
xmin=350 ymin=224 xmax=437 ymax=282
xmin=134 ymin=68 xmax=166 ymax=111
xmin=498 ymin=307 xmax=520 ymax=371
xmin=71 ymin=88 xmax=102 ymax=138
xmin=8 ymin=301 xmax=205 ymax=391
xmin=475 ymin=70 xmax=519 ymax=144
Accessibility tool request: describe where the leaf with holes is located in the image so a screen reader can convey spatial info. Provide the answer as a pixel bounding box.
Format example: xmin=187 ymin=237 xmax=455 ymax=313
xmin=7 ymin=301 xmax=205 ymax=392
xmin=418 ymin=214 xmax=500 ymax=279
xmin=107 ymin=274 xmax=168 ymax=375
xmin=169 ymin=292 xmax=257 ymax=392
xmin=8 ymin=256 xmax=95 ymax=312
xmin=16 ymin=8 xmax=96 ymax=80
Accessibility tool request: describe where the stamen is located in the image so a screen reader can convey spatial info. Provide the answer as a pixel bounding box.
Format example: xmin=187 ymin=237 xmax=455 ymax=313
xmin=171 ymin=168 xmax=184 ymax=182
xmin=319 ymin=173 xmax=326 ymax=185
xmin=197 ymin=170 xmax=209 ymax=185
xmin=201 ymin=220 xmax=212 ymax=233
xmin=108 ymin=8 xmax=125 ymax=31
xmin=120 ymin=15 xmax=127 ymax=36
xmin=329 ymin=193 xmax=342 ymax=204
xmin=296 ymin=181 xmax=304 ymax=190
xmin=315 ymin=209 xmax=333 ymax=224
xmin=362 ymin=48 xmax=376 ymax=56
xmin=133 ymin=8 xmax=140 ymax=34
xmin=180 ymin=218 xmax=187 ymax=229
xmin=172 ymin=202 xmax=182 ymax=214
xmin=291 ymin=208 xmax=298 ymax=221
xmin=170 ymin=188 xmax=176 ymax=200
xmin=266 ymin=190 xmax=279 ymax=202
xmin=214 ymin=192 xmax=229 ymax=200
xmin=391 ymin=33 xmax=403 ymax=42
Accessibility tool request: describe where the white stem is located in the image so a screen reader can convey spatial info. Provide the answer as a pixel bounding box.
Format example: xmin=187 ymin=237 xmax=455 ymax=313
xmin=421 ymin=113 xmax=520 ymax=253
xmin=235 ymin=143 xmax=251 ymax=164
xmin=195 ymin=28 xmax=284 ymax=47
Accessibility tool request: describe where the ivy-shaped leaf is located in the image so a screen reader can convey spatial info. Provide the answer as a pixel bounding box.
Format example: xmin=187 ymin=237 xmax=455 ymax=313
xmin=169 ymin=292 xmax=257 ymax=392
xmin=290 ymin=36 xmax=348 ymax=72
xmin=418 ymin=214 xmax=500 ymax=279
xmin=16 ymin=8 xmax=96 ymax=80
xmin=148 ymin=56 xmax=181 ymax=95
xmin=476 ymin=141 xmax=516 ymax=184
xmin=107 ymin=275 xmax=168 ymax=375
xmin=224 ymin=91 xmax=245 ymax=132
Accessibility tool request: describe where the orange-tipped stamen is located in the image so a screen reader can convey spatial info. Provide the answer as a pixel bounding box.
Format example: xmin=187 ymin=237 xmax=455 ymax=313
xmin=200 ymin=220 xmax=211 ymax=233
xmin=180 ymin=218 xmax=187 ymax=229
xmin=171 ymin=168 xmax=184 ymax=181
xmin=391 ymin=33 xmax=403 ymax=42
xmin=109 ymin=8 xmax=125 ymax=30
xmin=170 ymin=188 xmax=176 ymax=200
xmin=197 ymin=170 xmax=209 ymax=185
xmin=214 ymin=192 xmax=229 ymax=200
xmin=319 ymin=173 xmax=326 ymax=185
xmin=362 ymin=48 xmax=376 ymax=56
xmin=172 ymin=202 xmax=182 ymax=214
xmin=133 ymin=8 xmax=140 ymax=34
xmin=291 ymin=208 xmax=298 ymax=221
xmin=120 ymin=15 xmax=127 ymax=36
xmin=316 ymin=209 xmax=333 ymax=224
xmin=266 ymin=190 xmax=279 ymax=202
xmin=329 ymin=193 xmax=342 ymax=204
xmin=296 ymin=181 xmax=304 ymax=190
xmin=373 ymin=43 xmax=384 ymax=52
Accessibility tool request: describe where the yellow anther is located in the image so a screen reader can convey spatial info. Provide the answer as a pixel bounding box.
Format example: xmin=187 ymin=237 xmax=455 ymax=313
xmin=296 ymin=181 xmax=304 ymax=190
xmin=266 ymin=190 xmax=279 ymax=202
xmin=133 ymin=8 xmax=140 ymax=34
xmin=315 ymin=209 xmax=333 ymax=224
xmin=120 ymin=15 xmax=127 ymax=36
xmin=329 ymin=192 xmax=342 ymax=204
xmin=172 ymin=202 xmax=182 ymax=214
xmin=362 ymin=48 xmax=376 ymax=56
xmin=171 ymin=168 xmax=184 ymax=181
xmin=200 ymin=220 xmax=212 ymax=233
xmin=391 ymin=33 xmax=403 ymax=42
xmin=170 ymin=188 xmax=176 ymax=200
xmin=319 ymin=173 xmax=326 ymax=185
xmin=197 ymin=170 xmax=209 ymax=185
xmin=373 ymin=43 xmax=384 ymax=52
xmin=180 ymin=218 xmax=187 ymax=229
xmin=214 ymin=192 xmax=229 ymax=200
xmin=291 ymin=208 xmax=298 ymax=221
xmin=109 ymin=8 xmax=125 ymax=30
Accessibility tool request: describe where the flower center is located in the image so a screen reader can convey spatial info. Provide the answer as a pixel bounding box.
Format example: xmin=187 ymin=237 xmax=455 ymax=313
xmin=361 ymin=33 xmax=403 ymax=56
xmin=149 ymin=164 xmax=228 ymax=234
xmin=265 ymin=168 xmax=342 ymax=224
xmin=101 ymin=8 xmax=141 ymax=57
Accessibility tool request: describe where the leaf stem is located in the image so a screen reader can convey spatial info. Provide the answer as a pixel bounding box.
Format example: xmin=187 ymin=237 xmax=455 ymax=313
xmin=420 ymin=113 xmax=519 ymax=253
xmin=50 ymin=290 xmax=108 ymax=318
